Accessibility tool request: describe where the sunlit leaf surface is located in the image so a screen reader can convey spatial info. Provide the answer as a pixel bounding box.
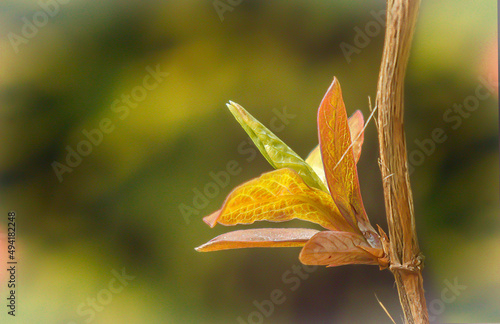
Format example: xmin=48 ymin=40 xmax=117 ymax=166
xmin=204 ymin=168 xmax=356 ymax=232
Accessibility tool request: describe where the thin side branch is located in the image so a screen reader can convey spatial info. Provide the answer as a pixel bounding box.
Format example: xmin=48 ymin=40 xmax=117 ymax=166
xmin=375 ymin=0 xmax=428 ymax=323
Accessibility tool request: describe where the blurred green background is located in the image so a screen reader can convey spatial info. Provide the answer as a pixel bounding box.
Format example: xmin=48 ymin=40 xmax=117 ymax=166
xmin=0 ymin=0 xmax=497 ymax=323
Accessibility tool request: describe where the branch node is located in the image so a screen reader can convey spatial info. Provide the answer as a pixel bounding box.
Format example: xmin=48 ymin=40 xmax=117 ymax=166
xmin=389 ymin=253 xmax=424 ymax=273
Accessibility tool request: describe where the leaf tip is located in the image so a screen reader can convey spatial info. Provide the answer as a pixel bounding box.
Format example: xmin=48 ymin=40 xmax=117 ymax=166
xmin=203 ymin=210 xmax=220 ymax=228
xmin=326 ymin=76 xmax=343 ymax=100
xmin=351 ymin=109 xmax=364 ymax=121
xmin=226 ymin=101 xmax=248 ymax=122
xmin=330 ymin=76 xmax=340 ymax=89
xmin=227 ymin=100 xmax=242 ymax=111
xmin=194 ymin=243 xmax=211 ymax=252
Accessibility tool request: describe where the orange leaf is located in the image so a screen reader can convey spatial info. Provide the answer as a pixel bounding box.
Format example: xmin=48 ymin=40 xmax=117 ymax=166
xmin=305 ymin=110 xmax=365 ymax=186
xmin=195 ymin=228 xmax=319 ymax=252
xmin=299 ymin=231 xmax=379 ymax=267
xmin=317 ymin=78 xmax=380 ymax=247
xmin=203 ymin=168 xmax=356 ymax=232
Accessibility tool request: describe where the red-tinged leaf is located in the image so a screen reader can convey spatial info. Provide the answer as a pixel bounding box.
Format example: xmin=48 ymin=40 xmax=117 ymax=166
xmin=203 ymin=168 xmax=356 ymax=233
xmin=305 ymin=110 xmax=365 ymax=186
xmin=299 ymin=231 xmax=379 ymax=267
xmin=317 ymin=78 xmax=380 ymax=247
xmin=348 ymin=110 xmax=365 ymax=163
xmin=195 ymin=228 xmax=319 ymax=252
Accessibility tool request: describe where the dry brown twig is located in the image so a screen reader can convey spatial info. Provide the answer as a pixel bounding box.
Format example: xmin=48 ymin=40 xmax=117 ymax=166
xmin=375 ymin=0 xmax=429 ymax=323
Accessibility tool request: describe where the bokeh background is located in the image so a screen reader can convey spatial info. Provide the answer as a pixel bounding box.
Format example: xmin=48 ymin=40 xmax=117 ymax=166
xmin=0 ymin=0 xmax=498 ymax=323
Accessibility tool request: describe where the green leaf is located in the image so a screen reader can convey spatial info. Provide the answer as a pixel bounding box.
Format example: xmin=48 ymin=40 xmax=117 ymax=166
xmin=227 ymin=101 xmax=328 ymax=192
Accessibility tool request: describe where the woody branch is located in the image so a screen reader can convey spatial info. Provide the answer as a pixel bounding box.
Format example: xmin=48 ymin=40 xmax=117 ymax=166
xmin=375 ymin=0 xmax=429 ymax=323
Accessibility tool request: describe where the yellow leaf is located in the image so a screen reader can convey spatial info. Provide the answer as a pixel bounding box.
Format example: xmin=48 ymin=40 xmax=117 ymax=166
xmin=195 ymin=228 xmax=319 ymax=252
xmin=203 ymin=168 xmax=356 ymax=232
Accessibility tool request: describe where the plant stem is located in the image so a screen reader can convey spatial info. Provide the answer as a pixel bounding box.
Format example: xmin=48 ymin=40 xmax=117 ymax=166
xmin=375 ymin=0 xmax=429 ymax=323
